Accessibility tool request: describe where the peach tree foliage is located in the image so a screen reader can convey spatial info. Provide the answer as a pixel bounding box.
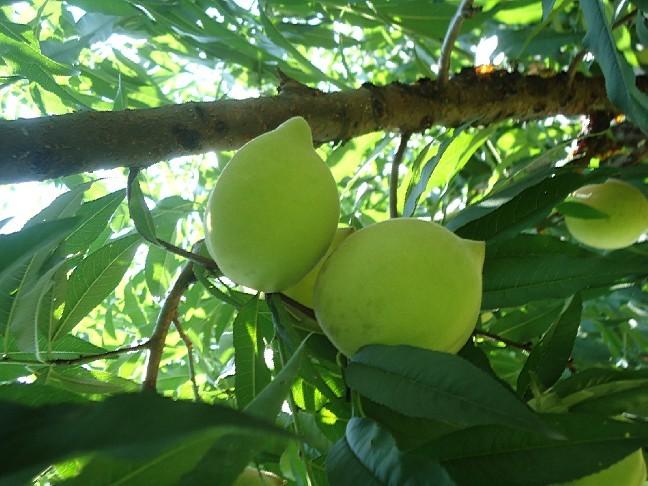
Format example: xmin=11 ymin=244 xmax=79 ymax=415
xmin=0 ymin=1 xmax=647 ymax=485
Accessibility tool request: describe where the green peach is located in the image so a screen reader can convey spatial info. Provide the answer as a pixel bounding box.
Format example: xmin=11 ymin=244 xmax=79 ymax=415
xmin=564 ymin=179 xmax=648 ymax=250
xmin=204 ymin=117 xmax=339 ymax=292
xmin=563 ymin=449 xmax=646 ymax=486
xmin=282 ymin=227 xmax=354 ymax=308
xmin=313 ymin=218 xmax=484 ymax=356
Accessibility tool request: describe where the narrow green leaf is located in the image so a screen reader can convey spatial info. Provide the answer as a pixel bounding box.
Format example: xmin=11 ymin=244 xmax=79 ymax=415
xmin=0 ymin=218 xmax=79 ymax=282
xmin=0 ymin=384 xmax=85 ymax=406
xmin=346 ymin=345 xmax=550 ymax=434
xmin=517 ymin=295 xmax=583 ymax=397
xmin=555 ymin=201 xmax=609 ymax=220
xmin=64 ymin=190 xmax=126 ymax=253
xmin=53 ymin=234 xmax=141 ymax=339
xmin=403 ymin=127 xmax=465 ymax=217
xmin=9 ymin=261 xmax=65 ymax=356
xmin=637 ymin=10 xmax=648 ymax=45
xmin=62 ymin=434 xmax=217 ymax=486
xmin=420 ymin=414 xmax=648 ymax=486
xmin=327 ymin=418 xmax=454 ymax=486
xmin=580 ymin=0 xmax=648 ymax=133
xmin=0 ymin=393 xmax=291 ymax=479
xmin=183 ymin=339 xmax=307 ymax=485
xmin=244 ymin=338 xmax=306 ymax=418
xmin=456 ymin=172 xmax=588 ymax=242
xmin=233 ymin=296 xmax=273 ymax=409
xmin=542 ymin=0 xmax=558 ymax=20
xmin=427 ymin=126 xmax=495 ymax=191
xmin=259 ymin=7 xmax=346 ymax=89
xmin=127 ymin=170 xmax=158 ymax=243
xmin=483 ymin=236 xmax=648 ymax=308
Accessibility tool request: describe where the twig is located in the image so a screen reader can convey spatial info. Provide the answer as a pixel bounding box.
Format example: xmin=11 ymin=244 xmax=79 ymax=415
xmin=0 ymin=341 xmax=150 ymax=366
xmin=173 ymin=318 xmax=200 ymax=402
xmin=567 ymin=8 xmax=638 ymax=88
xmin=389 ymin=132 xmax=411 ymax=218
xmin=438 ymin=0 xmax=476 ymax=88
xmin=474 ymin=329 xmax=532 ymax=351
xmin=156 ymin=239 xmax=218 ymax=270
xmin=143 ymin=262 xmax=196 ymax=392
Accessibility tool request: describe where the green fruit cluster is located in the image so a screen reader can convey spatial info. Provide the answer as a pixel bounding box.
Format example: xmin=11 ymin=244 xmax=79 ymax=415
xmin=204 ymin=117 xmax=485 ymax=357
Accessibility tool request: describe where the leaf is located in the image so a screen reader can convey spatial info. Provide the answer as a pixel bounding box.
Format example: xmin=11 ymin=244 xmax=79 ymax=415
xmin=233 ymin=296 xmax=273 ymax=409
xmin=345 ymin=345 xmax=550 ymax=434
xmin=42 ymin=367 xmax=140 ymax=395
xmin=8 ymin=260 xmax=65 ymax=355
xmin=0 ymin=218 xmax=79 ymax=283
xmin=482 ymin=236 xmax=648 ymax=308
xmin=419 ymin=414 xmax=648 ymax=486
xmin=580 ymin=0 xmax=648 ymax=134
xmin=542 ymin=0 xmax=558 ymax=20
xmin=485 ymin=301 xmax=564 ymax=343
xmin=64 ymin=190 xmax=126 ymax=253
xmin=183 ymin=339 xmax=306 ymax=485
xmin=0 ymin=393 xmax=291 ymax=480
xmin=517 ymin=295 xmax=583 ymax=397
xmin=532 ymin=368 xmax=648 ymax=414
xmin=0 ymin=384 xmax=85 ymax=406
xmin=53 ymin=234 xmax=141 ymax=339
xmin=403 ymin=127 xmax=465 ymax=217
xmin=244 ymin=338 xmax=306 ymax=418
xmin=555 ymin=200 xmax=609 ymax=219
xmin=259 ymin=7 xmax=346 ymax=89
xmin=327 ymin=418 xmax=454 ymax=486
xmin=637 ymin=10 xmax=648 ymax=45
xmin=127 ymin=170 xmax=158 ymax=244
xmin=426 ymin=126 xmax=495 ymax=191
xmin=455 ymin=172 xmax=588 ymax=242
xmin=61 ymin=434 xmax=217 ymax=486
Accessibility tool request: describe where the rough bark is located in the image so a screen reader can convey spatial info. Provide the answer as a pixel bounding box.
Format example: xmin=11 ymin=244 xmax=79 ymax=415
xmin=0 ymin=70 xmax=641 ymax=184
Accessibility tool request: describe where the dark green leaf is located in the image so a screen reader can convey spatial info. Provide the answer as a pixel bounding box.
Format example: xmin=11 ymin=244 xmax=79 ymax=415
xmin=345 ymin=345 xmax=550 ymax=434
xmin=233 ymin=296 xmax=273 ymax=409
xmin=419 ymin=414 xmax=648 ymax=486
xmin=0 ymin=393 xmax=291 ymax=479
xmin=53 ymin=234 xmax=141 ymax=339
xmin=64 ymin=190 xmax=126 ymax=253
xmin=327 ymin=418 xmax=454 ymax=486
xmin=127 ymin=170 xmax=158 ymax=244
xmin=483 ymin=236 xmax=648 ymax=308
xmin=0 ymin=218 xmax=79 ymax=282
xmin=555 ymin=201 xmax=609 ymax=219
xmin=456 ymin=172 xmax=588 ymax=242
xmin=517 ymin=295 xmax=583 ymax=397
xmin=580 ymin=0 xmax=648 ymax=133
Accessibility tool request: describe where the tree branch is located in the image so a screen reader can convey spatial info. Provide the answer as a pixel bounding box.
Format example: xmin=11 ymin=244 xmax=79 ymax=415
xmin=474 ymin=329 xmax=532 ymax=351
xmin=1 ymin=72 xmax=644 ymax=185
xmin=0 ymin=341 xmax=150 ymax=366
xmin=142 ymin=262 xmax=196 ymax=392
xmin=173 ymin=318 xmax=200 ymax=402
xmin=437 ymin=0 xmax=477 ymax=88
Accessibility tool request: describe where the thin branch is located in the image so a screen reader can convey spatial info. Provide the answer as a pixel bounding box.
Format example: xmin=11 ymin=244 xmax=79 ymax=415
xmin=567 ymin=8 xmax=638 ymax=88
xmin=437 ymin=0 xmax=476 ymax=88
xmin=142 ymin=262 xmax=196 ymax=392
xmin=156 ymin=239 xmax=218 ymax=270
xmin=474 ymin=329 xmax=532 ymax=351
xmin=1 ymin=72 xmax=645 ymax=185
xmin=173 ymin=317 xmax=200 ymax=402
xmin=0 ymin=341 xmax=150 ymax=366
xmin=389 ymin=132 xmax=411 ymax=218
